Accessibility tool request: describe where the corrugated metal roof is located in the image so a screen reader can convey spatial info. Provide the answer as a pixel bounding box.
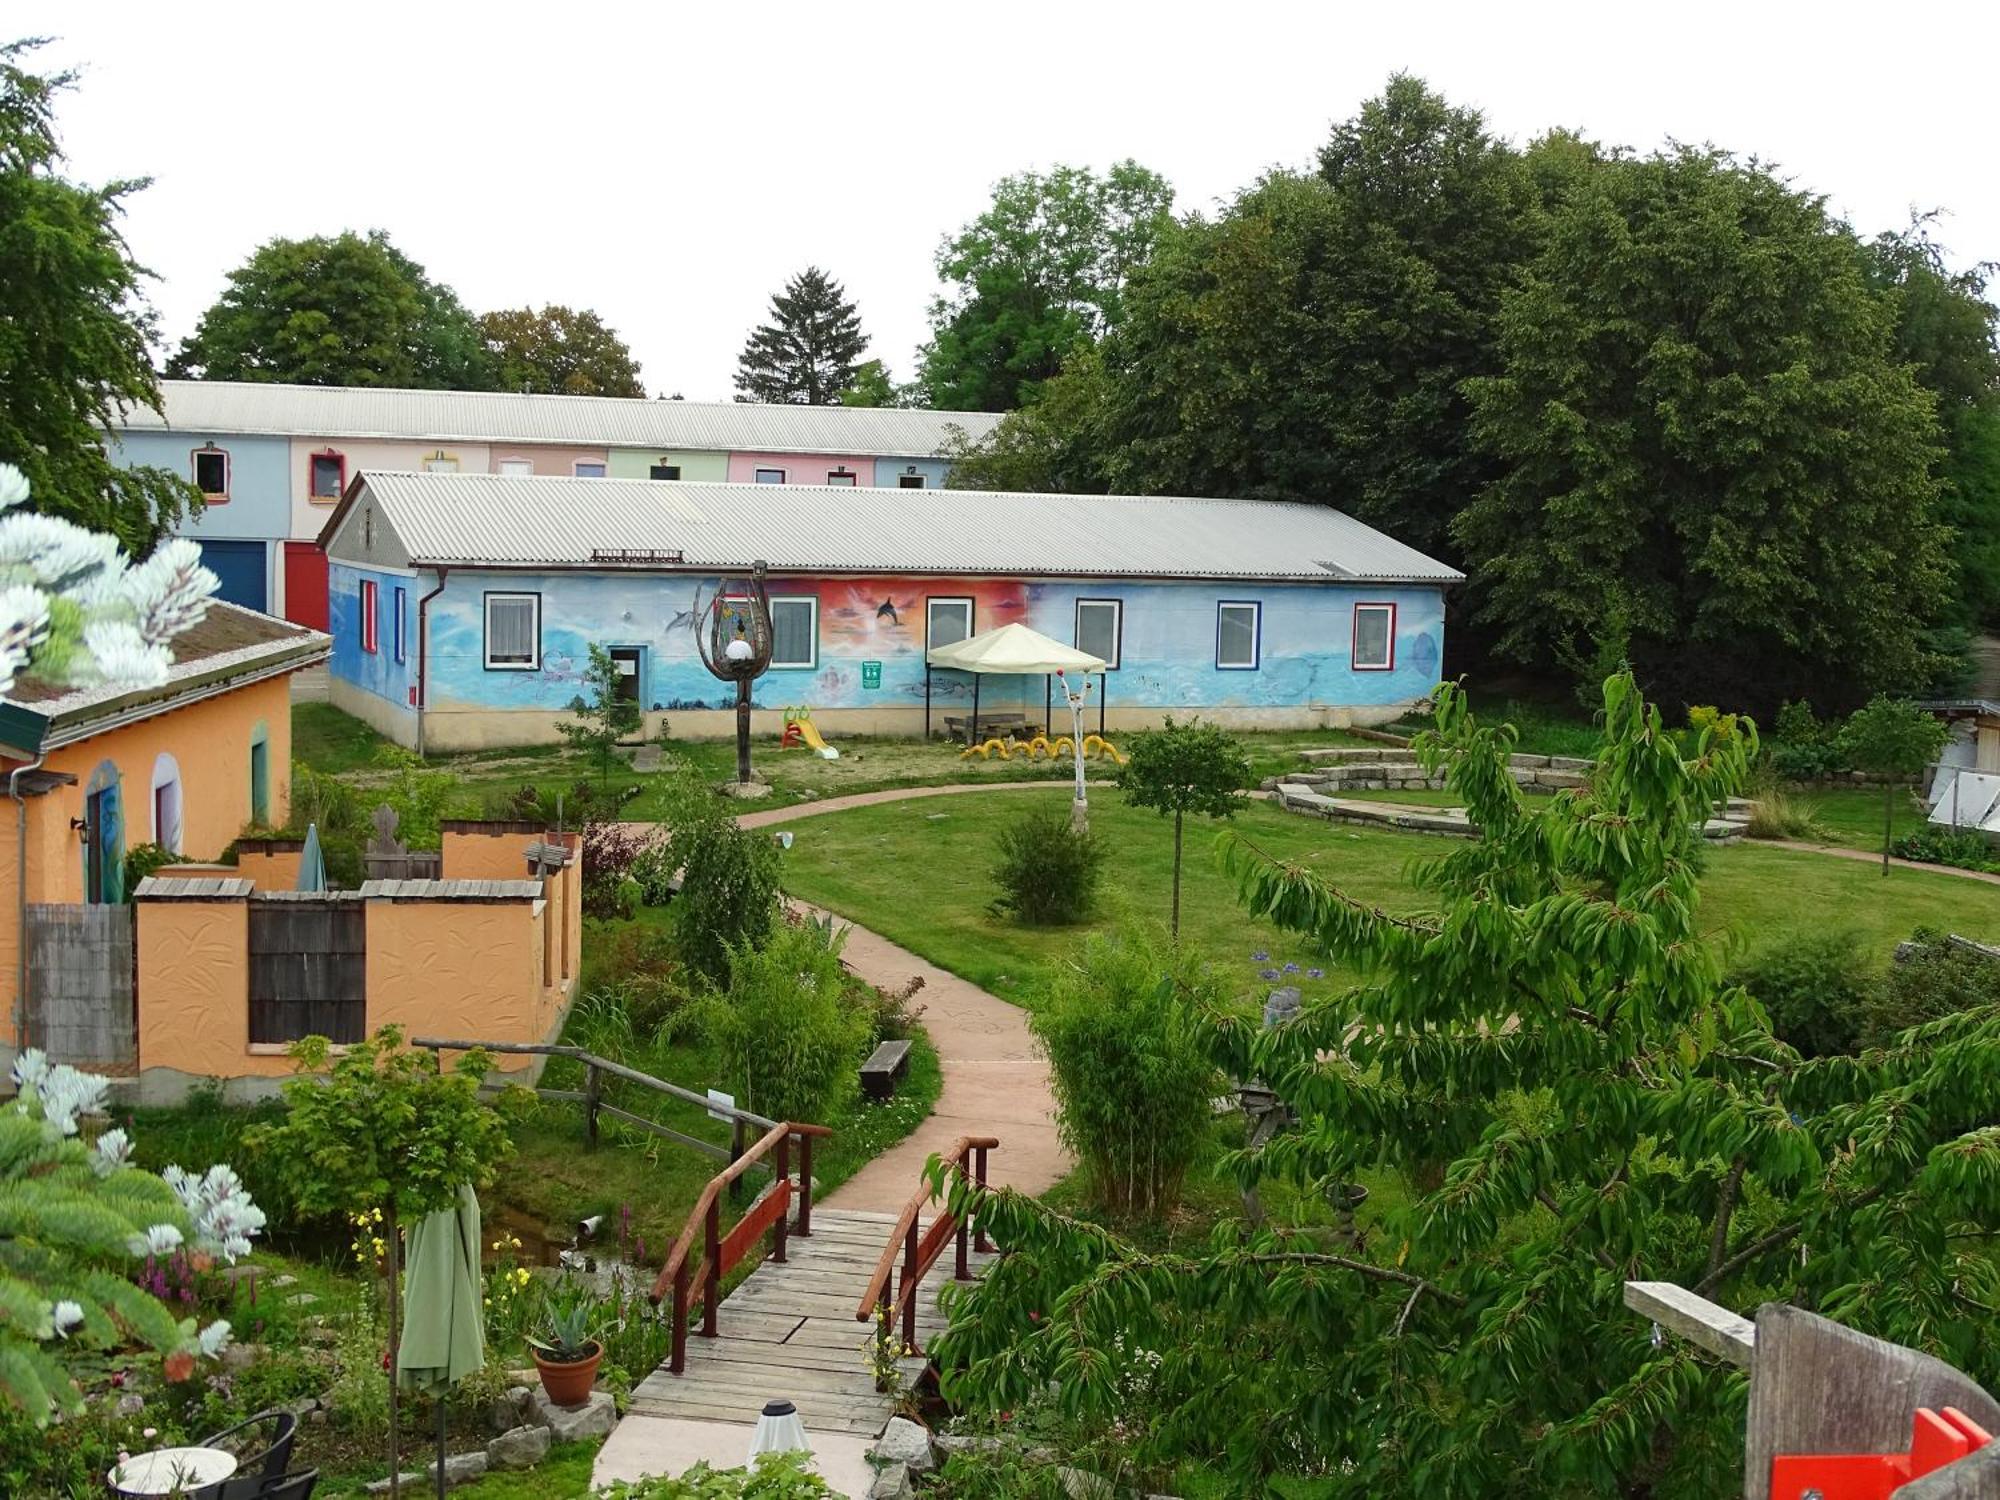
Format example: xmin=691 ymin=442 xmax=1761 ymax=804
xmin=116 ymin=380 xmax=1001 ymax=458
xmin=335 ymin=472 xmax=1464 ymax=584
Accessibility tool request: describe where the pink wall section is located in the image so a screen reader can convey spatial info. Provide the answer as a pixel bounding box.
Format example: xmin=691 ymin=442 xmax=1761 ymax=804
xmin=489 ymin=445 xmax=610 ymax=477
xmin=725 ymin=452 xmax=875 ymax=486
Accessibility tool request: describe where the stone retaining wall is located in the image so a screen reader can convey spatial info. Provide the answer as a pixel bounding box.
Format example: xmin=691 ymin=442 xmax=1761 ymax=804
xmin=1267 ymin=747 xmax=1595 ymax=796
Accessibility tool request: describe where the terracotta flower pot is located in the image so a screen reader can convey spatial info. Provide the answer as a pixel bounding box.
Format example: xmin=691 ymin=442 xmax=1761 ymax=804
xmin=532 ymin=1340 xmax=604 ymax=1407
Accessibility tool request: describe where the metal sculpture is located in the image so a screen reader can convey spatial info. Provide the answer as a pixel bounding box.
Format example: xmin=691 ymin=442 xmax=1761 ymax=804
xmin=691 ymin=561 xmax=774 ymax=787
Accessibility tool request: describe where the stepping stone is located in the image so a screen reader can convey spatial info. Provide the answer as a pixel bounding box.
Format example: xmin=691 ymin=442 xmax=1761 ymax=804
xmin=631 ymin=744 xmax=663 ymax=772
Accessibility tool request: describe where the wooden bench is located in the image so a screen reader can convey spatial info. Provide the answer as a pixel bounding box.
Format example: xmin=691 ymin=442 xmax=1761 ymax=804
xmin=860 ymin=1039 xmax=913 ymax=1101
xmin=942 ymin=713 xmax=1038 ymax=745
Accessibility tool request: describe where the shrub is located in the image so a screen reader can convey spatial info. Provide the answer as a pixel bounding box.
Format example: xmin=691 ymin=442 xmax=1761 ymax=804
xmin=1743 ymin=788 xmax=1829 ymax=842
xmin=1890 ymin=824 xmax=2000 ymax=873
xmin=122 ymin=840 xmax=180 ymax=892
xmin=1865 ymin=928 xmax=2000 ymax=1043
xmin=578 ymin=923 xmax=690 ymax=1032
xmin=596 ymin=1452 xmax=838 ymax=1498
xmin=1030 ymin=931 xmax=1221 ymax=1217
xmin=489 ymin=778 xmax=641 ymax=829
xmin=369 ymin=744 xmax=455 ymax=848
xmin=651 ymin=771 xmax=783 ymax=983
xmin=1768 ymin=699 xmax=1850 ymax=781
xmin=1728 ymin=931 xmax=1875 ymax=1057
xmin=582 ymin=822 xmax=657 ymax=920
xmin=683 ymin=919 xmax=872 ymax=1124
xmin=990 ymin=800 xmax=1105 ymax=926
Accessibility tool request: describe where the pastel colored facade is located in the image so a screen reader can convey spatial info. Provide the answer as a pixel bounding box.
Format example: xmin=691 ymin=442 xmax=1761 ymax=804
xmin=0 ymin=606 xmax=328 ymax=1078
xmin=319 ymin=472 xmax=1463 ymax=751
xmin=131 ymin=827 xmax=581 ymax=1103
xmin=106 ymin=382 xmax=995 ymax=627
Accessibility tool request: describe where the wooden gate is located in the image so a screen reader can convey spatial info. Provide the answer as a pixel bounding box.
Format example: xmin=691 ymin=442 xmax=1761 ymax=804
xmin=248 ymin=895 xmax=366 ymax=1045
xmin=23 ymin=904 xmax=137 ymax=1069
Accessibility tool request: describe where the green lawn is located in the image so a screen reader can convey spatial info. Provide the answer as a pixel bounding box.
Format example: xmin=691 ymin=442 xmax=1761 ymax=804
xmin=778 ymin=788 xmax=2000 ymax=1005
xmin=1784 ymin=782 xmax=1932 ymax=854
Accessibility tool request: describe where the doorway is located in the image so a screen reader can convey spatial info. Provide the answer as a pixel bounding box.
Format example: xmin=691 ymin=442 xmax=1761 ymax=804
xmin=608 ymin=646 xmax=645 ymax=712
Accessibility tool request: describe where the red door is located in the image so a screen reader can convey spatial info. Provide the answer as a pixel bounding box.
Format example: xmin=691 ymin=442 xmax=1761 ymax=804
xmin=283 ymin=543 xmax=329 ymax=631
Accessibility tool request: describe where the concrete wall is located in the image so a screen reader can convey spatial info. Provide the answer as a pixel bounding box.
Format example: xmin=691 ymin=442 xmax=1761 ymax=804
xmin=364 ymin=566 xmax=1447 ymax=748
xmin=606 ymin=448 xmax=730 ymax=482
xmin=871 ymin=457 xmax=949 ymax=489
xmin=109 ymin=430 xmax=293 ymax=544
xmin=488 ymin=444 xmax=611 ymax=477
xmin=724 ymin=452 xmax=876 ymax=486
xmin=289 ymin=437 xmax=494 ymax=539
xmin=329 ymin=562 xmax=417 ymax=714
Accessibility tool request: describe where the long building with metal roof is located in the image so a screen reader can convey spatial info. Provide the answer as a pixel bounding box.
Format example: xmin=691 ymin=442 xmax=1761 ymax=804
xmin=321 ymin=469 xmax=1460 ymax=751
xmin=105 ymin=380 xmax=1004 ymax=631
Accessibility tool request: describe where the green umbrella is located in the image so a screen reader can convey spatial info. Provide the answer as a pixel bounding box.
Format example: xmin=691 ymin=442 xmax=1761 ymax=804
xmin=296 ymin=824 xmax=327 ymax=892
xmin=397 ymin=1183 xmax=485 ymax=1499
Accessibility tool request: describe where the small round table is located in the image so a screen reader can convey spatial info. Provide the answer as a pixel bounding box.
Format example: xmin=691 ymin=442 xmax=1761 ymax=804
xmin=110 ymin=1445 xmax=238 ymax=1497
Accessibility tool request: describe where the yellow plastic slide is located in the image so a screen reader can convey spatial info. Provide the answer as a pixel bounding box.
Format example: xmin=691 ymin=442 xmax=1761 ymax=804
xmin=792 ymin=715 xmax=839 ymax=759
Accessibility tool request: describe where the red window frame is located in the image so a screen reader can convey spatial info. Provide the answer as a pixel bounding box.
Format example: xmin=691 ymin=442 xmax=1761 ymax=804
xmin=308 ymin=448 xmax=347 ymax=503
xmin=360 ymin=579 xmax=378 ymax=654
xmin=1351 ymin=601 xmax=1397 ymax=672
xmin=191 ymin=445 xmax=231 ymax=502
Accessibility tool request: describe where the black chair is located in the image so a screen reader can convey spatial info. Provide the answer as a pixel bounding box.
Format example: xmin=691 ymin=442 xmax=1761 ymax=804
xmin=195 ymin=1409 xmax=299 ymax=1484
xmin=213 ymin=1469 xmax=319 ymax=1500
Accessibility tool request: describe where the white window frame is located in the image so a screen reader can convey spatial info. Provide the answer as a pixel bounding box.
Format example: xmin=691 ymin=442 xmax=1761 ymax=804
xmin=826 ymin=468 xmax=858 ymax=486
xmin=497 ymin=457 xmax=534 ymax=477
xmin=767 ymin=595 xmax=819 ymax=670
xmin=393 ymin=585 xmax=408 ymax=664
xmin=898 ymin=470 xmax=927 ymax=490
xmin=754 ymin=467 xmax=786 ymax=484
xmin=927 ymin=596 xmax=974 ymax=650
xmin=149 ymin=752 xmax=183 ymax=854
xmin=1073 ymin=598 xmax=1122 ymax=671
xmin=191 ymin=445 xmax=231 ymax=499
xmin=1351 ymin=602 xmax=1396 ymax=672
xmin=572 ymin=460 xmax=607 ymax=478
xmin=483 ymin=591 xmax=541 ymax=671
xmin=1216 ymin=601 xmax=1261 ymax=671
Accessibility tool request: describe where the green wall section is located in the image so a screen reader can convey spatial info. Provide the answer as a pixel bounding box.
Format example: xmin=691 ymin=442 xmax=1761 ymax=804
xmin=606 ymin=448 xmax=730 ymax=481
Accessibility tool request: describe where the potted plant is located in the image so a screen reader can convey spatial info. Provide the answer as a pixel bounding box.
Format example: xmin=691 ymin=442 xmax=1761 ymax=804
xmin=527 ymin=1302 xmax=603 ymax=1406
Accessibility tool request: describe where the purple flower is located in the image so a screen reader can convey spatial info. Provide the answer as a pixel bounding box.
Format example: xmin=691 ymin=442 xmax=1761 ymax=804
xmin=1250 ymin=950 xmax=1270 ymax=963
xmin=1259 ymin=968 xmax=1280 ymax=981
xmin=1282 ymin=963 xmax=1300 ymax=974
xmin=1307 ymin=968 xmax=1324 ymax=980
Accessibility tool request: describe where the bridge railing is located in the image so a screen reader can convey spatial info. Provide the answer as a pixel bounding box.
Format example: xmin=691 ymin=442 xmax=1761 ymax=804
xmin=648 ymin=1119 xmax=833 ymax=1374
xmin=856 ymin=1135 xmax=997 ymax=1359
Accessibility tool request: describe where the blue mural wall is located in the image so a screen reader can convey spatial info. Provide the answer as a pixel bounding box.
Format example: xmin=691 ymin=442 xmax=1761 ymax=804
xmin=330 ymin=563 xmax=414 ymax=710
xmin=870 ymin=457 xmax=952 ymax=489
xmin=109 ymin=431 xmax=293 ymax=542
xmin=399 ymin=569 xmax=1447 ymax=716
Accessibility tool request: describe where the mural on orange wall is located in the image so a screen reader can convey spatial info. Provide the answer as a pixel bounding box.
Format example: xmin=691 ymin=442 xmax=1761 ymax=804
xmin=816 ymin=578 xmax=1029 ymax=653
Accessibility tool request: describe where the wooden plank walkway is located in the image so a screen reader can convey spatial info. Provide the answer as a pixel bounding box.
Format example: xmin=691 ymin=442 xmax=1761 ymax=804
xmin=628 ymin=1208 xmax=995 ymax=1438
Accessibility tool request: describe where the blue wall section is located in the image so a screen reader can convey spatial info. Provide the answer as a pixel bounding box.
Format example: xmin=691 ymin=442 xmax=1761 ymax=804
xmin=108 ymin=430 xmax=293 ymax=543
xmin=329 ymin=563 xmax=414 ymax=710
xmin=399 ymin=569 xmax=1447 ymax=716
xmin=870 ymin=457 xmax=952 ymax=489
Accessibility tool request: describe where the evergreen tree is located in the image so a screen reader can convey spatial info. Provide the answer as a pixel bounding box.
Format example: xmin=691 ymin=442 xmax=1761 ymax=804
xmin=733 ymin=267 xmax=867 ymax=405
xmin=0 ymin=39 xmax=200 ymax=552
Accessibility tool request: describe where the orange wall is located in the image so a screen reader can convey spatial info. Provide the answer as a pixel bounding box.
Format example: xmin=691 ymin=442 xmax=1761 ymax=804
xmin=366 ymin=898 xmax=544 ymax=1065
xmin=2 ymin=672 xmax=293 ymax=1040
xmin=134 ymin=897 xmax=280 ymax=1078
xmin=236 ymin=846 xmax=305 ymax=888
xmin=442 ymin=826 xmax=543 ymax=881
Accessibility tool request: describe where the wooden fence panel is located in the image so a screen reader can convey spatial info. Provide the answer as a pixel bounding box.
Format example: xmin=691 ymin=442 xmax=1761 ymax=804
xmin=248 ymin=897 xmax=366 ymax=1045
xmin=24 ymin=904 xmax=136 ymax=1069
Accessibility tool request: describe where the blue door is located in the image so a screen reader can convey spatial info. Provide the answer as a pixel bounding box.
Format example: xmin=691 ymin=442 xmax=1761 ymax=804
xmin=198 ymin=540 xmax=268 ymax=613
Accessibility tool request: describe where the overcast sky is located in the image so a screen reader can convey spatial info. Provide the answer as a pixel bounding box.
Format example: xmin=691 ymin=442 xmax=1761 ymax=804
xmin=19 ymin=2 xmax=2000 ymax=404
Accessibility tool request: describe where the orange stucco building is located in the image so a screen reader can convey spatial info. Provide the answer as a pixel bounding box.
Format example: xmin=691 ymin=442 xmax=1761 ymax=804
xmin=2 ymin=605 xmax=327 ymax=1077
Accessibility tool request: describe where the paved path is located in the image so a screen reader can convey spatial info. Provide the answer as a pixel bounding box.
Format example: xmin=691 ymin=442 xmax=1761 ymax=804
xmin=735 ymin=785 xmax=1073 ymax=1213
xmin=1757 ymin=839 xmax=2000 ymax=886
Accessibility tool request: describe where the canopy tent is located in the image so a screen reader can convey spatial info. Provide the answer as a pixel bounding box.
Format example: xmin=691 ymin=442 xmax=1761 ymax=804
xmin=924 ymin=623 xmax=1108 ymax=742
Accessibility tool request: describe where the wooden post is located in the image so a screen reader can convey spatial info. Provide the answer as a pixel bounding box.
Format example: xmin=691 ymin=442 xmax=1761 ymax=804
xmin=901 ymin=1219 xmax=920 ymax=1354
xmin=974 ymin=1145 xmax=993 ymax=1253
xmin=583 ymin=1063 xmax=602 ymax=1150
xmin=670 ymin=1261 xmax=689 ymax=1374
xmin=925 ymin=664 xmax=931 ymax=739
xmin=796 ymin=1133 xmax=813 ymax=1237
xmin=384 ymin=1204 xmax=401 ymax=1500
xmin=772 ymin=1135 xmax=790 ymax=1265
xmin=700 ymin=1198 xmax=722 ymax=1339
xmin=728 ymin=1117 xmax=747 ymax=1203
xmin=954 ymin=1168 xmax=971 ymax=1283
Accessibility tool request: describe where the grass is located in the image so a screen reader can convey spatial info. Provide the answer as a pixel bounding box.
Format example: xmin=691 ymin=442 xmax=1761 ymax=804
xmin=318 ymin=1439 xmax=602 ymax=1498
xmin=777 ymin=787 xmax=2000 ymax=1005
xmin=293 ymin=702 xmax=399 ymax=775
xmin=1781 ymin=783 xmax=1932 ymax=854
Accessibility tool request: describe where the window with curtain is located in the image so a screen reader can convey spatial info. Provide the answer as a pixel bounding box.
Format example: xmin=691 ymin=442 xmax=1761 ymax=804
xmin=1352 ymin=603 xmax=1395 ymax=671
xmin=1074 ymin=599 xmax=1122 ymax=669
xmin=769 ymin=597 xmax=818 ymax=668
xmin=1216 ymin=601 xmax=1260 ymax=669
xmin=485 ymin=593 xmax=541 ymax=669
xmin=927 ymin=597 xmax=972 ymax=649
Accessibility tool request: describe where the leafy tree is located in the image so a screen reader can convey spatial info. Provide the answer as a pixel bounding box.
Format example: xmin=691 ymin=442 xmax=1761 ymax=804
xmin=1 ymin=1050 xmax=261 ymax=1423
xmin=650 ymin=769 xmax=782 ymax=984
xmin=917 ymin=161 xmax=1173 ymax=412
xmin=1838 ymin=695 xmax=1951 ymax=872
xmin=837 ymin=358 xmax=905 ymax=409
xmin=557 ymin=642 xmax=643 ymax=786
xmin=941 ymin=349 xmax=1112 ymax=493
xmin=479 ymin=304 xmax=645 ymax=397
xmin=1457 ymin=147 xmax=1953 ymax=713
xmin=733 ymin=267 xmax=867 ymax=405
xmin=930 ymin=675 xmax=2000 ymax=1495
xmin=170 ymin=229 xmax=495 ymax=389
xmin=1115 ymin=715 xmax=1250 ymax=935
xmin=253 ymin=1028 xmax=509 ymax=1496
xmin=0 ymin=40 xmax=200 ymax=552
xmin=1861 ymin=218 xmax=2000 ymax=632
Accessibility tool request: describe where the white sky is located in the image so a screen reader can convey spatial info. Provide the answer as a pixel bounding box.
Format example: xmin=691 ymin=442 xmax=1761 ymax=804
xmin=18 ymin=1 xmax=2000 ymax=404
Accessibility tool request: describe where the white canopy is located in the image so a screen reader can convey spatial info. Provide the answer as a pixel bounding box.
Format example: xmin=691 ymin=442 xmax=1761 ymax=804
xmin=925 ymin=622 xmax=1106 ymax=675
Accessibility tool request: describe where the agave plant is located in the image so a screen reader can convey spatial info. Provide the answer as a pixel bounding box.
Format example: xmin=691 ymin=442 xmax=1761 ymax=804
xmin=527 ymin=1301 xmax=597 ymax=1363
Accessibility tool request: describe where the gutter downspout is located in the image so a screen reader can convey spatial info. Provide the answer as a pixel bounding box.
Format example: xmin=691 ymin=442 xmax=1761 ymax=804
xmin=414 ymin=567 xmax=449 ymax=759
xmin=8 ymin=753 xmax=47 ymax=1057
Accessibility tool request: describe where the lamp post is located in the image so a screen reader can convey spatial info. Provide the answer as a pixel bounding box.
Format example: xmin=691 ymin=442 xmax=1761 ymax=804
xmin=691 ymin=562 xmax=775 ymax=791
xmin=1055 ymin=668 xmax=1092 ymax=833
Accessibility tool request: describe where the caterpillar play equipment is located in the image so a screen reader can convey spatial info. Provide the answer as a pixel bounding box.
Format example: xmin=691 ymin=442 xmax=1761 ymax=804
xmin=959 ymin=733 xmax=1126 ymax=765
xmin=781 ymin=705 xmax=839 ymax=759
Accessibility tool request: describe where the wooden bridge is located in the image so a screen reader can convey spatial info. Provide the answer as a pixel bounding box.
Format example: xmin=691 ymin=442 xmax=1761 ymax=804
xmin=632 ymin=1131 xmax=999 ymax=1438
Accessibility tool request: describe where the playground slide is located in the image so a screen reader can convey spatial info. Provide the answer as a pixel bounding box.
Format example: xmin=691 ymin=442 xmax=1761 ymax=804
xmin=794 ymin=718 xmax=839 ymax=759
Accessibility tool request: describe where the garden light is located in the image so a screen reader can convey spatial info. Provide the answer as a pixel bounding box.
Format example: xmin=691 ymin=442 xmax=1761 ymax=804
xmin=748 ymin=1398 xmax=810 ymax=1460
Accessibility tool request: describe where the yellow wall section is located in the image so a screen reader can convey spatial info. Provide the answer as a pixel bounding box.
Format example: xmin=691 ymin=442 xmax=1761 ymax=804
xmin=135 ymin=898 xmax=272 ymax=1078
xmin=365 ymin=899 xmax=543 ymax=1047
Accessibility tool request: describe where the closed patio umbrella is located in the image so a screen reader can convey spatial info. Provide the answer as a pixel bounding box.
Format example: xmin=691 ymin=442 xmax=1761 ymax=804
xmin=296 ymin=824 xmax=327 ymax=892
xmin=397 ymin=1183 xmax=485 ymax=1500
